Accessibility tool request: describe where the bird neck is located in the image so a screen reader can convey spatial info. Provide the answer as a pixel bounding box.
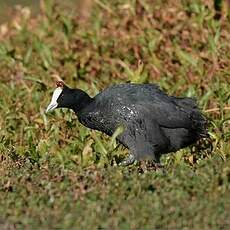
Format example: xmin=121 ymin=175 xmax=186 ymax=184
xmin=67 ymin=88 xmax=93 ymax=113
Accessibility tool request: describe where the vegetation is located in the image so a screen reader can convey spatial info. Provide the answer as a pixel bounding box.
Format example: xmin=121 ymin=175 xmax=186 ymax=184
xmin=0 ymin=0 xmax=229 ymax=229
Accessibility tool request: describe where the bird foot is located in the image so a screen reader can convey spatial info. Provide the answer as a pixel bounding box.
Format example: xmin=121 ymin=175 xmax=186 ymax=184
xmin=119 ymin=154 xmax=135 ymax=166
xmin=138 ymin=161 xmax=165 ymax=173
xmin=152 ymin=162 xmax=164 ymax=170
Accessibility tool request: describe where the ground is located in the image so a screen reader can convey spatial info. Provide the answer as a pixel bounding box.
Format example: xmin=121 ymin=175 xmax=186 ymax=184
xmin=0 ymin=0 xmax=230 ymax=229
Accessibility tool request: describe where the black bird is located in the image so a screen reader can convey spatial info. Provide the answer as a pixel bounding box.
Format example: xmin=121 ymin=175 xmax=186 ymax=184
xmin=46 ymin=81 xmax=208 ymax=166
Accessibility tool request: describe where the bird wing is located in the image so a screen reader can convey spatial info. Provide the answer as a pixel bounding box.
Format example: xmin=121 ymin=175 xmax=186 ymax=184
xmin=94 ymin=83 xmax=199 ymax=130
xmin=133 ymin=101 xmax=194 ymax=129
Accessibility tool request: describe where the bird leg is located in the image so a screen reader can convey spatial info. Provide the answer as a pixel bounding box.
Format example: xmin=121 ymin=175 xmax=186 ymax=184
xmin=119 ymin=153 xmax=135 ymax=166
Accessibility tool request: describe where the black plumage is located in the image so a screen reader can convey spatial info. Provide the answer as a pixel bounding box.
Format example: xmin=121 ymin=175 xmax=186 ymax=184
xmin=47 ymin=82 xmax=208 ymax=165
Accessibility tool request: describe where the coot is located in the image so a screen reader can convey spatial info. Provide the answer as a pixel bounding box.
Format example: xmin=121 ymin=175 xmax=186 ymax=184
xmin=46 ymin=81 xmax=208 ymax=165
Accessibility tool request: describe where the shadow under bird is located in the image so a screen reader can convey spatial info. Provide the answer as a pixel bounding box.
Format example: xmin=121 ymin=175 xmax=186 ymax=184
xmin=46 ymin=81 xmax=208 ymax=166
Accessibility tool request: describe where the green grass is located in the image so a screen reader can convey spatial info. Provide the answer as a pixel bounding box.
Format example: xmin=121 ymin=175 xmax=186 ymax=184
xmin=0 ymin=0 xmax=230 ymax=229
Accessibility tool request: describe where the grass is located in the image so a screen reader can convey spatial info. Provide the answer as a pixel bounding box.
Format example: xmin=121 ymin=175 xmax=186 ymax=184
xmin=0 ymin=0 xmax=230 ymax=229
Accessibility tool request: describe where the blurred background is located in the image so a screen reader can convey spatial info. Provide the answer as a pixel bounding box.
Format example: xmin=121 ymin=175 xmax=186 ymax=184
xmin=0 ymin=0 xmax=39 ymax=23
xmin=0 ymin=0 xmax=229 ymax=229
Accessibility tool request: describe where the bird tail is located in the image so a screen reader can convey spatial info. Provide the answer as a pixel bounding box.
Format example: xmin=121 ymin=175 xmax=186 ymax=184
xmin=190 ymin=111 xmax=208 ymax=138
xmin=174 ymin=97 xmax=208 ymax=138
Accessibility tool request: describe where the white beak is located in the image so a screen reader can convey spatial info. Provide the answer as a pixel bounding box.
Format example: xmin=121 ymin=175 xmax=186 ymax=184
xmin=46 ymin=87 xmax=63 ymax=113
xmin=46 ymin=102 xmax=58 ymax=113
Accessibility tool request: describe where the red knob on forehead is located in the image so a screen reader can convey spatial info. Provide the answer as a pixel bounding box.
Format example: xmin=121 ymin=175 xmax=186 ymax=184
xmin=56 ymin=81 xmax=64 ymax=88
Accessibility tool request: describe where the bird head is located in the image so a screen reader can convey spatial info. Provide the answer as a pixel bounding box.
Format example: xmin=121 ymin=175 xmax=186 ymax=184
xmin=46 ymin=81 xmax=92 ymax=113
xmin=46 ymin=81 xmax=67 ymax=113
